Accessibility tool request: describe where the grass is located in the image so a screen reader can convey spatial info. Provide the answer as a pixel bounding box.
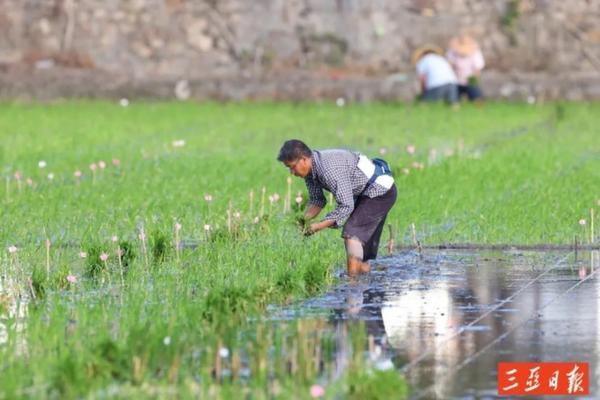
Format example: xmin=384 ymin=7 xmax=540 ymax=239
xmin=0 ymin=100 xmax=598 ymax=398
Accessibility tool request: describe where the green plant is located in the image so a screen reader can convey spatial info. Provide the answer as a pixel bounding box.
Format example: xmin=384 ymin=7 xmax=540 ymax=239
xmin=501 ymin=0 xmax=521 ymax=45
xmin=303 ymin=260 xmax=329 ymax=295
xmin=49 ymin=264 xmax=71 ymax=291
xmin=118 ymin=240 xmax=136 ymax=271
xmin=202 ymin=286 xmax=253 ymax=324
xmin=150 ymin=229 xmax=169 ymax=264
xmin=348 ymin=369 xmax=409 ymax=400
xmin=51 ymin=354 xmax=88 ymax=398
xmin=84 ymin=243 xmax=105 ymax=278
xmin=30 ymin=266 xmax=47 ymax=299
xmin=92 ymin=339 xmax=130 ymax=380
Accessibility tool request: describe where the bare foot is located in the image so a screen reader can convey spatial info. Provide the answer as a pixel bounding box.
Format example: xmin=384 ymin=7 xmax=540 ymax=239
xmin=347 ymin=261 xmax=361 ymax=276
xmin=347 ymin=257 xmax=370 ymax=275
xmin=360 ymin=261 xmax=370 ymax=274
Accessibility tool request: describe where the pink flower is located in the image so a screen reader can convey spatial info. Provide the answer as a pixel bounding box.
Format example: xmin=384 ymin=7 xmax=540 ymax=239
xmin=233 ymin=211 xmax=241 ymax=219
xmin=379 ymin=147 xmax=387 ymax=155
xmin=175 ymin=223 xmax=182 ymax=231
xmin=112 ymin=158 xmax=121 ymax=166
xmin=287 ymin=176 xmax=292 ymax=184
xmin=406 ymin=144 xmax=416 ymax=155
xmin=74 ymin=170 xmax=82 ymax=178
xmin=8 ymin=245 xmax=17 ymax=254
xmin=579 ymin=219 xmax=586 ymax=226
xmin=79 ymin=251 xmax=87 ymax=258
xmin=66 ymin=275 xmax=77 ymax=283
xmin=100 ymin=252 xmax=109 ymax=261
xmin=402 ymin=168 xmax=410 ymax=175
xmin=98 ymin=160 xmax=106 ymax=169
xmin=14 ymin=171 xmax=21 ymax=180
xmin=204 ymin=194 xmax=213 ymax=202
xmin=295 ymin=195 xmax=303 ymax=204
xmin=138 ymin=227 xmax=146 ymax=241
xmin=111 ymin=235 xmax=118 ymax=242
xmin=310 ymin=384 xmax=325 ymax=398
xmin=89 ymin=163 xmax=97 ymax=171
xmin=26 ymin=178 xmax=33 ymax=186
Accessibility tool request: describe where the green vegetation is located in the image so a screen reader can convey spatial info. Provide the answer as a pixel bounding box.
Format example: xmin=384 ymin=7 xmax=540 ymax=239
xmin=0 ymin=101 xmax=598 ymax=398
xmin=501 ymin=0 xmax=521 ymax=45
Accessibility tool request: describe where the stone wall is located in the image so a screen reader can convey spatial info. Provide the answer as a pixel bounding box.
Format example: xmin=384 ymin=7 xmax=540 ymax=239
xmin=1 ymin=0 xmax=599 ymax=100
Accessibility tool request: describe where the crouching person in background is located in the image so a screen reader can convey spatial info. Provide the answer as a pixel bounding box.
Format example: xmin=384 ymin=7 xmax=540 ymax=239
xmin=413 ymin=44 xmax=459 ymax=105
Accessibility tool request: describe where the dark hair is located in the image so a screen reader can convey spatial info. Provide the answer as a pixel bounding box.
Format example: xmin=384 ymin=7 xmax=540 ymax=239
xmin=277 ymin=139 xmax=312 ymax=162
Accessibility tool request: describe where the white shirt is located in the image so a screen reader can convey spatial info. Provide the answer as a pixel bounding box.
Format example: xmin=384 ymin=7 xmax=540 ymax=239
xmin=416 ymin=53 xmax=458 ymax=90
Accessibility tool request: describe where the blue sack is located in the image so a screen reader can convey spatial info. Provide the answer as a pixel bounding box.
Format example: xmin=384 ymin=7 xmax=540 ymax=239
xmin=363 ymin=158 xmax=393 ymax=193
xmin=372 ymin=158 xmax=392 ymax=177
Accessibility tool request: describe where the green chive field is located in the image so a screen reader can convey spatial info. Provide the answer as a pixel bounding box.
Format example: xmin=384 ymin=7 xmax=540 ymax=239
xmin=0 ymin=101 xmax=598 ymax=399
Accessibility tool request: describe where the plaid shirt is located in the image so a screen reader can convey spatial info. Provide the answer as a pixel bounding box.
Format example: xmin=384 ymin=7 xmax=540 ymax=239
xmin=305 ymin=149 xmax=393 ymax=227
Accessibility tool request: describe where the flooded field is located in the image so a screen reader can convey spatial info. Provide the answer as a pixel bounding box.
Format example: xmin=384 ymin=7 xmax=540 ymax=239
xmin=273 ymin=249 xmax=600 ymax=399
xmin=1 ymin=102 xmax=598 ymax=397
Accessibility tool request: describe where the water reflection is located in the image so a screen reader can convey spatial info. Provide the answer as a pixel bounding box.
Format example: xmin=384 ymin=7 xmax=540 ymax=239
xmin=281 ymin=250 xmax=599 ymax=398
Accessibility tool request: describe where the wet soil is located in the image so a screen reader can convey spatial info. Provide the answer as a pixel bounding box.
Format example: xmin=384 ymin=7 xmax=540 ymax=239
xmin=272 ymin=249 xmax=599 ymax=399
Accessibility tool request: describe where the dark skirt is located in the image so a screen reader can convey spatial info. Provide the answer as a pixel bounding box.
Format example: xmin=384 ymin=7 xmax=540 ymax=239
xmin=342 ymin=185 xmax=397 ymax=261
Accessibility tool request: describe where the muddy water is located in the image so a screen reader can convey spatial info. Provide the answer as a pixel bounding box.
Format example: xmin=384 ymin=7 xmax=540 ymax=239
xmin=273 ymin=250 xmax=600 ymax=399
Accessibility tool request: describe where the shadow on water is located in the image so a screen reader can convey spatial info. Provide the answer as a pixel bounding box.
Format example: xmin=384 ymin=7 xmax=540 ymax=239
xmin=271 ymin=249 xmax=600 ymax=399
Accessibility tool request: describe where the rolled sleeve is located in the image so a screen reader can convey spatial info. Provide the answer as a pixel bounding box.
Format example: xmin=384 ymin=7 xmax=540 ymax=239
xmin=305 ymin=176 xmax=327 ymax=208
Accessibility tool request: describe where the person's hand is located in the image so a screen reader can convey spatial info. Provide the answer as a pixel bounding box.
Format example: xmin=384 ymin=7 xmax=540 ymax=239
xmin=295 ymin=215 xmax=307 ymax=229
xmin=303 ymin=223 xmax=318 ymax=236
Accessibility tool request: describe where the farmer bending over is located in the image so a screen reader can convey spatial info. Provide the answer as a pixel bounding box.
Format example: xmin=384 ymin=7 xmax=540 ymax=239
xmin=278 ymin=140 xmax=396 ymax=275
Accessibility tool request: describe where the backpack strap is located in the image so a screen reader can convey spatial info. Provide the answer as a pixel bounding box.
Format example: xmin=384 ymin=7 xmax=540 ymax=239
xmin=361 ymin=158 xmax=392 ymax=195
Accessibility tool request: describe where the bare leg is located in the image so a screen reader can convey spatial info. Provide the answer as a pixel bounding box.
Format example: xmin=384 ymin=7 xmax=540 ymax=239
xmin=345 ymin=237 xmax=370 ymax=275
